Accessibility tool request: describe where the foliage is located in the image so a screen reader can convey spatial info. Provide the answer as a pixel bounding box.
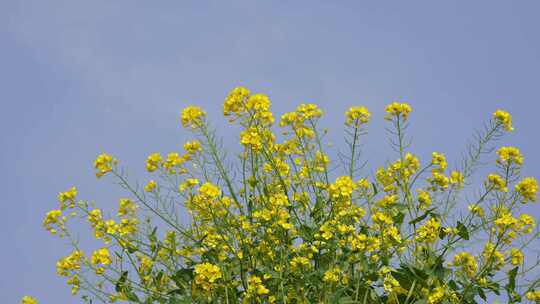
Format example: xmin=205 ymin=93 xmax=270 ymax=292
xmin=27 ymin=88 xmax=540 ymax=303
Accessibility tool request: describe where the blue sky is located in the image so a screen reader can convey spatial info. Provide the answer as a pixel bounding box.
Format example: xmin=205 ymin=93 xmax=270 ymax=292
xmin=2 ymin=1 xmax=540 ymax=303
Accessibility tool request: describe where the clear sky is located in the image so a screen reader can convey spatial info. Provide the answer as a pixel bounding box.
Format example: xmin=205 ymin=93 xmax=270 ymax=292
xmin=2 ymin=1 xmax=540 ymax=303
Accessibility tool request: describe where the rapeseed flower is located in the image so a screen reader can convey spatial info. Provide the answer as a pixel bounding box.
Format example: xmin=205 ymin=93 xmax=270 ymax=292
xmin=94 ymin=153 xmax=116 ymax=178
xmin=194 ymin=262 xmax=222 ymax=292
xmin=493 ymin=109 xmax=514 ymax=131
xmin=384 ymin=102 xmax=412 ymax=121
xmin=57 ymin=186 xmax=77 ymax=210
xmin=345 ymin=106 xmax=371 ymax=126
xmin=496 ymin=146 xmax=523 ymax=166
xmin=21 ymin=296 xmax=38 ymax=304
xmin=515 ymin=177 xmax=538 ymax=203
xmin=181 ymin=105 xmax=206 ymax=128
xmin=223 ymin=86 xmax=250 ymax=117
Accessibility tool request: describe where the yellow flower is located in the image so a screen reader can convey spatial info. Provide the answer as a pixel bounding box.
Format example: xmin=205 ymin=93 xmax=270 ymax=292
xmin=87 ymin=208 xmax=102 ymax=225
xmin=254 ymin=110 xmax=275 ymax=126
xmin=328 ymin=176 xmax=356 ymax=201
xmin=384 ymin=102 xmax=412 ymax=121
xmin=198 ymin=182 xmax=221 ymax=199
xmin=280 ymin=111 xmax=300 ymax=127
xmin=482 ymin=243 xmax=505 ymax=270
xmin=181 ymin=105 xmax=206 ymax=128
xmin=376 ymin=194 xmax=397 ymax=208
xmin=493 ymin=109 xmax=513 ymax=131
xmin=184 ymin=140 xmax=202 ymax=154
xmin=240 ymin=127 xmax=263 ymax=151
xmin=290 ymin=256 xmax=311 ymax=271
xmin=384 ymin=225 xmax=402 ymax=243
xmin=349 ymin=233 xmax=375 ymax=252
xmin=179 ymin=178 xmax=199 ymax=191
xmin=509 ymin=248 xmax=524 ymax=265
xmin=144 ymin=180 xmax=156 ymax=192
xmin=137 ymin=254 xmax=154 ymax=274
xmin=494 ymin=211 xmax=519 ymax=230
xmin=162 ymin=152 xmax=184 ymax=172
xmin=118 ymin=218 xmax=138 ymax=236
xmin=415 ymin=217 xmax=441 ymax=243
xmin=43 ymin=209 xmax=64 ymax=234
xmin=319 ymin=221 xmax=335 ymax=240
xmin=515 ymin=177 xmax=538 ymax=203
xmin=486 ymin=173 xmax=507 ymax=192
xmin=194 ymin=262 xmax=222 ymax=291
xmin=146 ymin=153 xmax=162 ymax=172
xmin=296 ymin=103 xmax=323 ymax=119
xmin=56 ymin=250 xmax=85 ymax=276
xmin=372 ymin=212 xmax=393 ymax=226
xmin=246 ymin=275 xmax=270 ymax=296
xmin=519 ymin=213 xmax=535 ymax=234
xmin=67 ymin=274 xmax=81 ymax=295
xmin=428 ymin=171 xmax=449 ymax=191
xmin=223 ymin=86 xmax=250 ymax=117
xmin=452 ymin=252 xmax=477 ymax=278
xmin=383 ymin=274 xmax=400 ymax=293
xmin=94 ymin=153 xmax=116 ymax=178
xmin=21 ymin=296 xmax=38 ymax=304
xmin=431 ymin=152 xmax=447 ymax=171
xmin=376 ymin=167 xmax=396 ymax=193
xmin=496 ymin=146 xmax=523 ymax=166
xmin=245 ymin=93 xmax=271 ymax=112
xmin=468 ymin=204 xmax=485 ymax=217
xmin=58 ymin=186 xmax=77 ymax=210
xmin=404 ymin=153 xmax=421 ymax=175
xmin=118 ymin=198 xmax=137 ymax=217
xmin=449 ymin=170 xmax=464 ymax=188
xmin=314 ymin=151 xmax=330 ymax=172
xmin=345 ymin=106 xmax=371 ymax=126
xmin=526 ymin=290 xmax=540 ymax=301
xmin=323 ymin=267 xmax=342 ymax=284
xmin=417 ymin=189 xmax=431 ymax=210
xmin=427 ymin=286 xmax=445 ymax=304
xmin=91 ymin=248 xmax=112 ymax=266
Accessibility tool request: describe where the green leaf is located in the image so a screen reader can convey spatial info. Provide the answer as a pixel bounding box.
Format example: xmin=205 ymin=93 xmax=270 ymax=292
xmin=393 ymin=203 xmax=408 ymax=212
xmin=299 ymin=224 xmax=315 ymax=240
xmin=477 ymin=287 xmax=487 ymax=301
xmin=173 ymin=268 xmax=194 ymax=285
xmin=371 ymin=182 xmax=379 ymax=195
xmin=409 ymin=208 xmax=437 ymax=225
xmin=168 ymin=297 xmax=192 ymax=304
xmin=115 ymin=271 xmax=128 ymax=293
xmin=431 ymin=257 xmax=450 ymax=280
xmin=456 ymin=221 xmax=469 ymax=240
xmin=392 ymin=264 xmax=429 ymax=290
xmin=507 ymin=267 xmax=518 ymax=291
xmin=393 ymin=212 xmax=405 ymax=225
xmin=125 ymin=291 xmax=140 ymax=302
xmin=506 ymin=266 xmax=520 ymax=303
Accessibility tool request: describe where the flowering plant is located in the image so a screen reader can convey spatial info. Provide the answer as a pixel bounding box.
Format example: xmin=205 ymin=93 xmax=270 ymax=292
xmin=27 ymin=88 xmax=540 ymax=304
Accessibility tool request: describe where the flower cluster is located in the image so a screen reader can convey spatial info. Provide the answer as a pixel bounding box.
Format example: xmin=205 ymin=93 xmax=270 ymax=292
xmin=493 ymin=109 xmax=514 ymax=131
xmin=21 ymin=296 xmax=38 ymax=304
xmin=515 ymin=177 xmax=538 ymax=203
xmin=345 ymin=106 xmax=371 ymax=126
xmin=38 ymin=88 xmax=539 ymax=304
xmin=384 ymin=102 xmax=412 ymax=121
xmin=496 ymin=146 xmax=524 ymax=166
xmin=181 ymin=105 xmax=206 ymax=128
xmin=194 ymin=262 xmax=222 ymax=292
xmin=90 ymin=247 xmax=112 ymax=274
xmin=94 ymin=153 xmax=116 ymax=178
